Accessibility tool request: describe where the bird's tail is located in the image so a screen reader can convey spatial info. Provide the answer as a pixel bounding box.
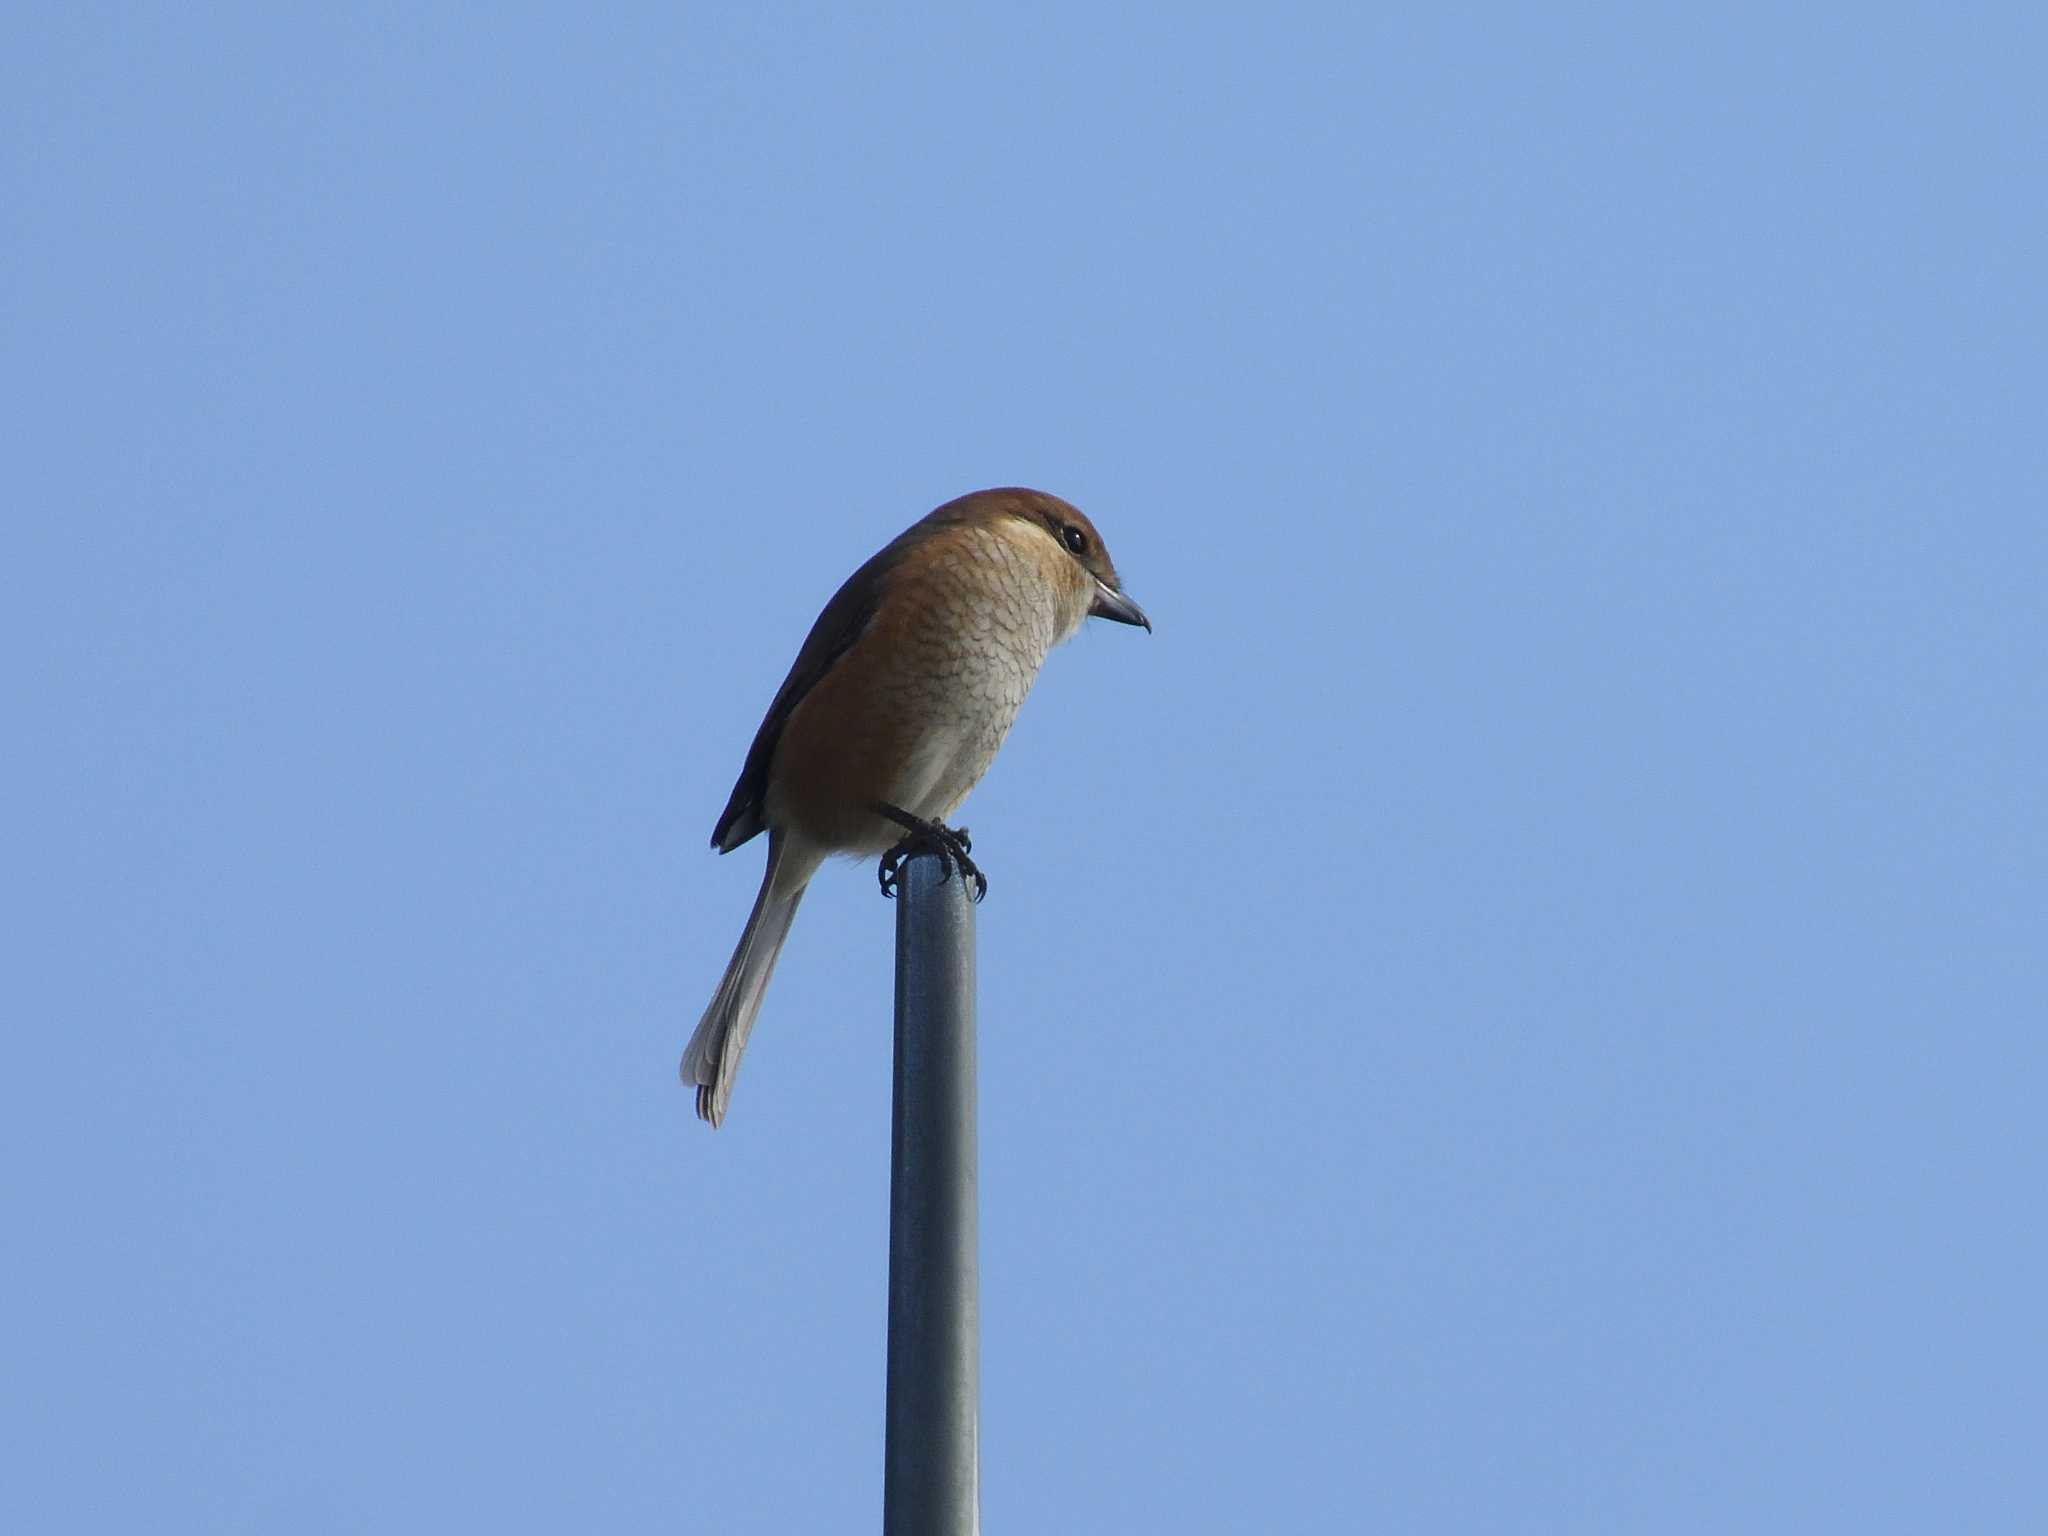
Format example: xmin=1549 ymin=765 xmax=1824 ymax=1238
xmin=681 ymin=832 xmax=811 ymax=1128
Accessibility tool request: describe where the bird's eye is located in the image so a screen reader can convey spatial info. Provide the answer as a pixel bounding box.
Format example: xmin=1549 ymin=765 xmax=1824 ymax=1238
xmin=1061 ymin=524 xmax=1088 ymax=555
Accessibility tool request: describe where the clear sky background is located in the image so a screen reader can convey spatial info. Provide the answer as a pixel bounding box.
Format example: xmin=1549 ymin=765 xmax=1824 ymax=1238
xmin=7 ymin=4 xmax=2044 ymax=1531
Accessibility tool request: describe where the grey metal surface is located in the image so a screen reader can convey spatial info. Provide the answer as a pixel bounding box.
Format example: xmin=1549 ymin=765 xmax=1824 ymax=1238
xmin=883 ymin=852 xmax=980 ymax=1536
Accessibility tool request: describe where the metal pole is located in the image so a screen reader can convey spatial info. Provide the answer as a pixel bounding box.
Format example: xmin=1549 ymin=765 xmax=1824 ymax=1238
xmin=883 ymin=851 xmax=979 ymax=1536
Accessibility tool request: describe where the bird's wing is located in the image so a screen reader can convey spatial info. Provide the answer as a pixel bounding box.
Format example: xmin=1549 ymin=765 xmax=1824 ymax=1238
xmin=709 ymin=521 xmax=933 ymax=852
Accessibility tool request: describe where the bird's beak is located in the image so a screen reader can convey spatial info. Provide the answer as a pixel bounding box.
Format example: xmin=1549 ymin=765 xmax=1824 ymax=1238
xmin=1090 ymin=581 xmax=1151 ymax=632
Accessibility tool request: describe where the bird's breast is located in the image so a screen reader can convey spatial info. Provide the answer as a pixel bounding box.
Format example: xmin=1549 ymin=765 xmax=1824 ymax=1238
xmin=766 ymin=523 xmax=1074 ymax=854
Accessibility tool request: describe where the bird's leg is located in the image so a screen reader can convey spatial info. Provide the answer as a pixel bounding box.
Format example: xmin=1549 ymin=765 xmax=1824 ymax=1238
xmin=875 ymin=803 xmax=988 ymax=902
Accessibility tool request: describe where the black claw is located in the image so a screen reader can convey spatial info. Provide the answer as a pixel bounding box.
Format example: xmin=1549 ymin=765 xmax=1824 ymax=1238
xmin=875 ymin=803 xmax=989 ymax=902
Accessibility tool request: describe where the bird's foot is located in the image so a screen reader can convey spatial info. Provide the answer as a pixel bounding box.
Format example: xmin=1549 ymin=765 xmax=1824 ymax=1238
xmin=876 ymin=804 xmax=987 ymax=902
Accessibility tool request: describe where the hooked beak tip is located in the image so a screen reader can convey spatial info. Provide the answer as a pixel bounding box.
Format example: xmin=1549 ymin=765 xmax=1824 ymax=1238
xmin=1091 ymin=582 xmax=1151 ymax=632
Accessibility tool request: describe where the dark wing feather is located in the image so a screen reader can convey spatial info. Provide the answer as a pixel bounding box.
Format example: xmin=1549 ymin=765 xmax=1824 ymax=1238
xmin=708 ymin=520 xmax=931 ymax=852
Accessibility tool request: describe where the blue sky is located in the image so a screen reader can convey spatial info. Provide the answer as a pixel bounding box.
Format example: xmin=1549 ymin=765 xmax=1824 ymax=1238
xmin=7 ymin=4 xmax=2044 ymax=1530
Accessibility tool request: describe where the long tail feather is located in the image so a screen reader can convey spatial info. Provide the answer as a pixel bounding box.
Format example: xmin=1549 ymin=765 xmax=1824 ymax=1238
xmin=680 ymin=832 xmax=813 ymax=1127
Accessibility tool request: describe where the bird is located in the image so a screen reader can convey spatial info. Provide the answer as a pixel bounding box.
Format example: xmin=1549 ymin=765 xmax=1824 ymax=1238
xmin=680 ymin=487 xmax=1150 ymax=1127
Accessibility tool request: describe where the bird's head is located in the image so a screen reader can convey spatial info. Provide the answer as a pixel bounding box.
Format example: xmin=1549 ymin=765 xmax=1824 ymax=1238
xmin=956 ymin=487 xmax=1151 ymax=638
